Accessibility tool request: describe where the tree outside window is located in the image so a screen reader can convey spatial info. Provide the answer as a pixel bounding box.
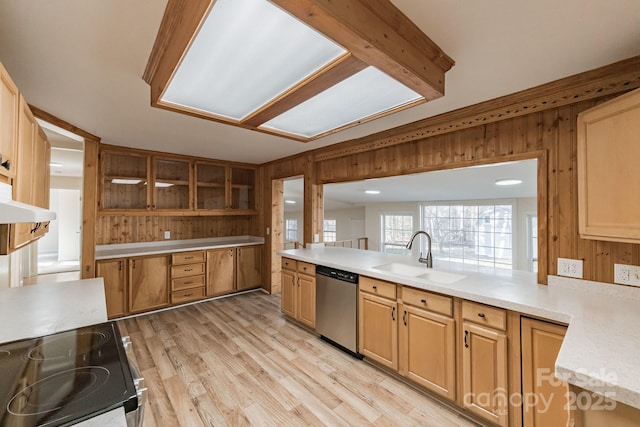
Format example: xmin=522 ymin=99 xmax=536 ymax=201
xmin=381 ymin=214 xmax=413 ymax=255
xmin=323 ymin=219 xmax=337 ymax=242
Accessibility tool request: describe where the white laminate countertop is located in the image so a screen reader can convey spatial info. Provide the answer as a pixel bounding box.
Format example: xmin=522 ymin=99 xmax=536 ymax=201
xmin=0 ymin=278 xmax=108 ymax=344
xmin=279 ymin=247 xmax=640 ymax=410
xmin=95 ymin=235 xmax=264 ymax=260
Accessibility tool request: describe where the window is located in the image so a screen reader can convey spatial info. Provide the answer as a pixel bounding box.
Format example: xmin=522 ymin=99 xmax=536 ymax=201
xmin=527 ymin=215 xmax=538 ymax=273
xmin=381 ymin=214 xmax=413 ymax=255
xmin=285 ymin=219 xmax=298 ymax=241
xmin=323 ymin=219 xmax=337 ymax=242
xmin=421 ymin=203 xmax=513 ymax=269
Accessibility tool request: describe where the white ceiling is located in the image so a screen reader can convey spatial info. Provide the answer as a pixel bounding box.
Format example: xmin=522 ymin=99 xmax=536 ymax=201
xmin=284 ymin=159 xmax=537 ymax=212
xmin=0 ymin=1 xmax=638 ymax=164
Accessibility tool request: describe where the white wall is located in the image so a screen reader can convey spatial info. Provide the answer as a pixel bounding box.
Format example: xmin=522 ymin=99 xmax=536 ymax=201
xmin=323 ymin=207 xmax=366 ymax=241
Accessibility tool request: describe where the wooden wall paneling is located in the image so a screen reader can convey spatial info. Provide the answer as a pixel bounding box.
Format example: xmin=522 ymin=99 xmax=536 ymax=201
xmin=537 ymin=150 xmax=549 ymax=285
xmin=270 ymin=178 xmax=284 ymax=294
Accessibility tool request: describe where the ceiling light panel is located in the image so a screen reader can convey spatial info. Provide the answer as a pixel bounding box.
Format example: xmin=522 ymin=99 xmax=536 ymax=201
xmin=160 ymin=0 xmax=346 ymax=121
xmin=261 ymin=67 xmax=423 ymax=138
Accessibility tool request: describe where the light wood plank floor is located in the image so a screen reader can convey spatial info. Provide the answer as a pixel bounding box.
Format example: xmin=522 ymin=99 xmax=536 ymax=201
xmin=118 ymin=291 xmax=480 ymax=427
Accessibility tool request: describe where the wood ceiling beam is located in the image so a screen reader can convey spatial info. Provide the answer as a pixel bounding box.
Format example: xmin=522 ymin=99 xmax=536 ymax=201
xmin=269 ymin=0 xmax=454 ymax=100
xmin=242 ymin=54 xmax=368 ymax=128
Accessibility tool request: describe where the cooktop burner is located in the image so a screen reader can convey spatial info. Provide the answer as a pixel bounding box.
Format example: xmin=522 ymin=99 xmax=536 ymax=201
xmin=0 ymin=322 xmax=137 ymax=427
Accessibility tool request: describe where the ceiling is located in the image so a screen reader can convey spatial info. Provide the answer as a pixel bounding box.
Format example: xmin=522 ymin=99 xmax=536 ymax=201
xmin=0 ymin=1 xmax=638 ymax=164
xmin=284 ymin=159 xmax=537 ymax=212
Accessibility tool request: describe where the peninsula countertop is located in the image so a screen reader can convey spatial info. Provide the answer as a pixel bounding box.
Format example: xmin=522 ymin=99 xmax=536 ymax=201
xmin=95 ymin=235 xmax=264 ymax=260
xmin=279 ymin=246 xmax=640 ymax=410
xmin=0 ymin=278 xmax=108 ymax=344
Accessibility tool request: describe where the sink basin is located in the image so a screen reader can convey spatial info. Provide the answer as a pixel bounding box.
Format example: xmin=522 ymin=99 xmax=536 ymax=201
xmin=372 ymin=262 xmax=466 ymax=284
xmin=372 ymin=262 xmax=429 ymax=277
xmin=416 ymin=270 xmax=466 ymax=284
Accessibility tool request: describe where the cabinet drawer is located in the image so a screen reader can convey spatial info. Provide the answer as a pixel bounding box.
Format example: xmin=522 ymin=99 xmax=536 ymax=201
xmin=172 ymin=251 xmax=205 ymax=265
xmin=297 ymin=261 xmax=315 ymax=276
xmin=171 ymin=263 xmax=205 ymax=278
xmin=402 ymin=286 xmax=452 ymax=317
xmin=171 ymin=287 xmax=205 ymax=304
xmin=360 ymin=276 xmax=396 ymax=300
xmin=282 ymin=258 xmax=296 ymax=271
xmin=462 ymin=300 xmax=506 ymax=331
xmin=172 ymin=274 xmax=205 ymax=291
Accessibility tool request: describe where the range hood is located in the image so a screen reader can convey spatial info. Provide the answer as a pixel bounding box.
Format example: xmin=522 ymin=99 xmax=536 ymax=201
xmin=0 ymin=182 xmax=56 ymax=224
xmin=0 ymin=199 xmax=57 ymax=223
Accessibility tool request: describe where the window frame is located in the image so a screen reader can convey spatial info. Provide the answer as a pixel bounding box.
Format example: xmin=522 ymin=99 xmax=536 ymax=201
xmin=323 ymin=218 xmax=337 ymax=242
xmin=285 ymin=218 xmax=298 ymax=242
xmin=381 ymin=212 xmax=413 ymax=255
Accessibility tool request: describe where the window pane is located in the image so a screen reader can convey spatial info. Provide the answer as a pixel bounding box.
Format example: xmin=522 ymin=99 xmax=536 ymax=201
xmin=382 ymin=214 xmax=412 ymax=255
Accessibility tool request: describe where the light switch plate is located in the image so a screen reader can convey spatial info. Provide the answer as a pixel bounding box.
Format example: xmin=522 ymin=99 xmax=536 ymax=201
xmin=164 ymin=230 xmax=170 ymax=239
xmin=557 ymin=258 xmax=583 ymax=278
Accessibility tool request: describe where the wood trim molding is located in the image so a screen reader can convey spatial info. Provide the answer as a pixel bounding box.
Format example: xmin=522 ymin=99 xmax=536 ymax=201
xmin=242 ymin=54 xmax=368 ymax=127
xmin=82 ymin=139 xmax=98 ymax=278
xmin=271 ymin=0 xmax=454 ymax=99
xmin=29 ymin=105 xmax=101 ymax=142
xmin=313 ymin=55 xmax=640 ymax=162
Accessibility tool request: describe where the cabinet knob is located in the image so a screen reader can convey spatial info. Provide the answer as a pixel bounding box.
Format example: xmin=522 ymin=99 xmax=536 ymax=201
xmin=477 ymin=312 xmax=485 ymax=318
xmin=372 ymin=285 xmax=377 ymax=290
xmin=420 ymin=298 xmax=427 ymax=304
xmin=185 ymin=268 xmax=193 ymax=272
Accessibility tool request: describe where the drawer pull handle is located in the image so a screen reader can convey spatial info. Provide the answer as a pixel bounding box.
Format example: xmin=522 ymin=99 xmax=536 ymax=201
xmin=391 ymin=306 xmax=396 ymax=321
xmin=184 ymin=293 xmax=192 ymax=297
xmin=464 ymin=330 xmax=469 ymax=348
xmin=184 ymin=281 xmax=192 ymax=285
xmin=402 ymin=310 xmax=407 ymax=326
xmin=420 ymin=298 xmax=427 ymax=304
xmin=477 ymin=312 xmax=485 ymax=318
xmin=185 ymin=268 xmax=193 ymax=272
xmin=185 ymin=256 xmax=194 ymax=260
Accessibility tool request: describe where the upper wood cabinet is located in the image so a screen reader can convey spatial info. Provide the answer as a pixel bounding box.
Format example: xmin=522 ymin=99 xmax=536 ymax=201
xmin=99 ymin=146 xmax=257 ymax=214
xmin=0 ymin=62 xmax=19 ymax=180
xmin=100 ymin=149 xmax=150 ymax=210
xmin=577 ymin=87 xmax=640 ymax=243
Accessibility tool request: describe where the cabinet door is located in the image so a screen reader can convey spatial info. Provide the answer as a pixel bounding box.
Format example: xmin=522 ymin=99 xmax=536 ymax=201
xmin=0 ymin=62 xmax=19 ymax=179
xmin=153 ymin=157 xmax=191 ymax=210
xmin=129 ymin=255 xmax=169 ymax=313
xmin=298 ymin=274 xmax=316 ymax=328
xmin=33 ymin=127 xmax=50 ymax=208
xmin=359 ymin=291 xmax=398 ymax=370
xmin=400 ymin=304 xmax=455 ymax=400
xmin=462 ymin=321 xmax=508 ymax=427
xmin=236 ymin=245 xmax=262 ymax=291
xmin=521 ymin=318 xmax=570 ymax=427
xmin=281 ymin=269 xmax=297 ymax=318
xmin=206 ymin=248 xmax=235 ymax=296
xmin=12 ymin=96 xmax=36 ymax=249
xmin=195 ymin=161 xmax=226 ymax=210
xmin=96 ymin=259 xmax=127 ymax=318
xmin=230 ymin=166 xmax=255 ymax=210
xmin=100 ymin=150 xmax=150 ymax=210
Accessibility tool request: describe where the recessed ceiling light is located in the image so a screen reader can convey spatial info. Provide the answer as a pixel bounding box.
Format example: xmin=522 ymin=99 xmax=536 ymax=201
xmin=49 ymin=162 xmax=63 ymax=167
xmin=365 ymin=190 xmax=381 ymax=195
xmin=285 ymin=200 xmax=296 ymax=204
xmin=111 ymin=179 xmax=143 ymax=185
xmin=495 ymin=179 xmax=522 ymax=186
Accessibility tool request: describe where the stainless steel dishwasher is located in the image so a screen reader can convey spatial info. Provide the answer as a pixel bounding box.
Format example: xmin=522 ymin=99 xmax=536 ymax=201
xmin=315 ymin=265 xmax=362 ymax=358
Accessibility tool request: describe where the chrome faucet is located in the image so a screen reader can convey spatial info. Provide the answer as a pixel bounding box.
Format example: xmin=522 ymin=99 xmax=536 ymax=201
xmin=406 ymin=231 xmax=433 ymax=268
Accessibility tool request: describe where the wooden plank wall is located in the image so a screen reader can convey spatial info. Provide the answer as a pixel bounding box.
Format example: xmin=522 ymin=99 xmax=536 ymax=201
xmin=261 ymin=94 xmax=640 ymax=289
xmin=95 ymin=216 xmax=253 ymax=245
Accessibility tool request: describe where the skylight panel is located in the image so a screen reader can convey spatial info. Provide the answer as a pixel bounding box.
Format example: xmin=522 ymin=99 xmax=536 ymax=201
xmin=160 ymin=0 xmax=346 ymax=121
xmin=260 ymin=67 xmax=423 ymax=138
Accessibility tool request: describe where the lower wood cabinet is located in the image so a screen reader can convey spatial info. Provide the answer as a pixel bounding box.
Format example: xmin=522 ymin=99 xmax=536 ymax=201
xmin=170 ymin=250 xmax=205 ymax=304
xmin=237 ymin=245 xmax=262 ymax=291
xmin=400 ymin=303 xmax=456 ymax=400
xmin=95 ymin=258 xmax=127 ymax=319
xmin=206 ymin=247 xmax=235 ymax=297
xmin=521 ymin=317 xmax=570 ymax=427
xmin=129 ymin=255 xmax=170 ymax=313
xmin=280 ymin=259 xmax=316 ymax=328
xmin=462 ymin=320 xmax=508 ymax=427
xmin=359 ymin=282 xmax=398 ymax=370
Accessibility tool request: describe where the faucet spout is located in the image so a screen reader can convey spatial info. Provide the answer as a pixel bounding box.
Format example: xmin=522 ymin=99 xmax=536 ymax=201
xmin=406 ymin=231 xmax=433 ymax=268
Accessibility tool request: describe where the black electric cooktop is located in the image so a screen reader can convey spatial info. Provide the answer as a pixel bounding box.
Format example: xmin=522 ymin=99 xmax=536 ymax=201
xmin=0 ymin=322 xmax=138 ymax=426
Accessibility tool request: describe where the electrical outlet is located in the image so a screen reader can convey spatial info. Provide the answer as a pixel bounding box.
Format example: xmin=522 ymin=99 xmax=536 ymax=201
xmin=163 ymin=230 xmax=170 ymax=240
xmin=557 ymin=258 xmax=583 ymax=278
xmin=614 ymin=264 xmax=640 ymax=287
